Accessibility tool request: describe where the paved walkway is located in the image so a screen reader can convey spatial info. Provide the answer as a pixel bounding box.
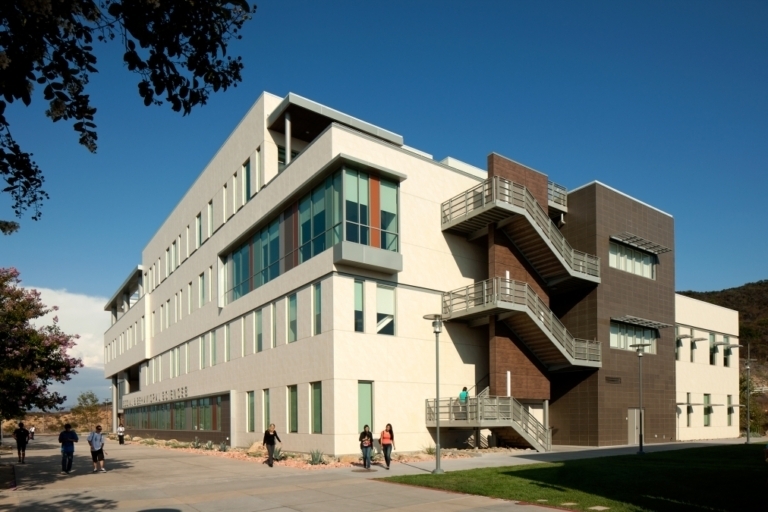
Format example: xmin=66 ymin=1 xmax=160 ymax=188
xmin=0 ymin=435 xmax=750 ymax=512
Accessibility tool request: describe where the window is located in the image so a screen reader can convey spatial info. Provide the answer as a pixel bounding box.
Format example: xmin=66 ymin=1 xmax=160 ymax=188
xmin=704 ymin=394 xmax=711 ymax=427
xmin=199 ymin=272 xmax=206 ymax=307
xmin=354 ymin=280 xmax=364 ymax=332
xmin=160 ymin=305 xmax=164 ymax=332
xmin=225 ymin=323 xmax=231 ymax=362
xmin=313 ymin=282 xmax=322 ymax=335
xmin=288 ymin=293 xmax=297 ymax=343
xmin=709 ymin=332 xmax=716 ymax=366
xmin=263 ymin=389 xmax=270 ymax=431
xmin=255 ymin=309 xmax=263 ymax=352
xmin=380 ymin=180 xmax=398 ymax=251
xmin=271 ymin=302 xmax=277 ymax=347
xmin=187 ymin=283 xmax=192 ymax=315
xmin=690 ymin=328 xmax=696 ymax=363
xmin=675 ymin=326 xmax=681 ymax=361
xmin=185 ymin=341 xmax=190 ymax=373
xmin=288 ymin=385 xmax=298 ymax=433
xmin=246 ymin=391 xmax=255 ymax=432
xmin=608 ymin=242 xmax=655 ymax=279
xmin=200 ymin=335 xmax=206 ymax=369
xmin=727 ymin=395 xmax=733 ymax=426
xmin=223 ymin=184 xmax=228 ymax=221
xmin=724 ymin=335 xmax=731 ymax=367
xmin=686 ymin=392 xmax=692 ymax=427
xmin=196 ymin=213 xmax=202 ymax=248
xmin=345 ymin=169 xmax=398 ymax=251
xmin=141 ymin=316 xmax=145 ymax=341
xmin=609 ymin=321 xmax=657 ymax=354
xmin=277 ymin=146 xmax=298 ymax=172
xmin=207 ymin=200 xmax=213 ymax=237
xmin=376 ymin=286 xmax=395 ymax=335
xmin=211 ymin=330 xmax=217 ymax=366
xmin=311 ymin=382 xmax=322 ymax=434
xmin=165 ymin=299 xmax=170 ymax=329
xmin=243 ymin=159 xmax=251 ymax=203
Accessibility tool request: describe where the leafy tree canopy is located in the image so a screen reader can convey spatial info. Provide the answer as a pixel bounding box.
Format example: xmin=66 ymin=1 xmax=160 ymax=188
xmin=0 ymin=0 xmax=257 ymax=223
xmin=72 ymin=390 xmax=102 ymax=428
xmin=0 ymin=267 xmax=83 ymax=420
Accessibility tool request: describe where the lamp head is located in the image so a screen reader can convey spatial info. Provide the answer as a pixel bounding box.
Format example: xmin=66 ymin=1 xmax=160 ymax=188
xmin=423 ymin=314 xmax=443 ymax=334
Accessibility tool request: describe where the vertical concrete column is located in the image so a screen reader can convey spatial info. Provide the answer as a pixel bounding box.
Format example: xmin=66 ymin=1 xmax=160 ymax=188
xmin=543 ymin=399 xmax=549 ymax=442
xmin=229 ymin=390 xmax=240 ymax=448
xmin=285 ymin=112 xmax=291 ymax=165
xmin=112 ymin=376 xmax=118 ymax=433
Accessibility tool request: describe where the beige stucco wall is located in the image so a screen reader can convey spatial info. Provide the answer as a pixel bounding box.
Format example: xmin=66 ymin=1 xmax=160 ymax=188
xmin=675 ymin=294 xmax=739 ymax=441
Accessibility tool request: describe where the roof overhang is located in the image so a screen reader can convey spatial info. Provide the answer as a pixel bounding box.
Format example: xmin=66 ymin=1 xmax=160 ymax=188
xmin=610 ymin=232 xmax=672 ymax=255
xmin=612 ymin=315 xmax=672 ymax=330
xmin=104 ymin=266 xmax=143 ymax=311
xmin=267 ymin=93 xmax=403 ymax=146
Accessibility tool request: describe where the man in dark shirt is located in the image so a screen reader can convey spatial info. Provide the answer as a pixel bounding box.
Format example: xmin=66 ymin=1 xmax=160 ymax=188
xmin=13 ymin=422 xmax=30 ymax=464
xmin=58 ymin=423 xmax=79 ymax=474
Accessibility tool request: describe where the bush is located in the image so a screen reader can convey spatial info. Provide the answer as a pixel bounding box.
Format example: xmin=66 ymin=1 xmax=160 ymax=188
xmin=140 ymin=438 xmax=156 ymax=446
xmin=309 ymin=449 xmax=325 ymax=465
xmin=272 ymin=446 xmax=283 ymax=461
xmin=204 ymin=440 xmax=214 ymax=451
xmin=423 ymin=444 xmax=436 ymax=455
xmin=190 ymin=437 xmax=202 ymax=449
xmin=218 ymin=441 xmax=229 ymax=452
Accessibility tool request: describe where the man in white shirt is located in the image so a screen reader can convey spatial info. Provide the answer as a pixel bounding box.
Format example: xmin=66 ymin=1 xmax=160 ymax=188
xmin=87 ymin=425 xmax=107 ymax=473
xmin=117 ymin=424 xmax=126 ymax=445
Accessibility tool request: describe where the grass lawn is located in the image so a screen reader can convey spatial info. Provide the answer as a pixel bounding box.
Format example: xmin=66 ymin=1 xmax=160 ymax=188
xmin=382 ymin=444 xmax=766 ymax=512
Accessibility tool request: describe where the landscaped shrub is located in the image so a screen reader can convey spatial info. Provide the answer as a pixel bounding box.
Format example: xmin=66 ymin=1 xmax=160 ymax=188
xmin=309 ymin=449 xmax=325 ymax=465
xmin=423 ymin=445 xmax=436 ymax=455
xmin=204 ymin=440 xmax=214 ymax=451
xmin=190 ymin=437 xmax=202 ymax=449
xmin=272 ymin=446 xmax=283 ymax=461
xmin=218 ymin=441 xmax=229 ymax=452
xmin=140 ymin=438 xmax=156 ymax=446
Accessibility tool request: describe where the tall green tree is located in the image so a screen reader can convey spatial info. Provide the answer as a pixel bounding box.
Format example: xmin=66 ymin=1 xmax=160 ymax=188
xmin=0 ymin=267 xmax=82 ymax=420
xmin=740 ymin=373 xmax=766 ymax=435
xmin=71 ymin=391 xmax=102 ymax=429
xmin=0 ymin=0 xmax=257 ymax=225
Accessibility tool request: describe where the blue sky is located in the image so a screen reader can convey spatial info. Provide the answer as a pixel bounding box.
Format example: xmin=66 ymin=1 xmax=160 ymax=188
xmin=1 ymin=1 xmax=767 ymax=401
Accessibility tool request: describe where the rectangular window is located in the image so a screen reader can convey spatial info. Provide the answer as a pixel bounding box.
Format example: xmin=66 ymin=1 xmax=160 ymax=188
xmin=141 ymin=316 xmax=145 ymax=341
xmin=272 ymin=302 xmax=277 ymax=347
xmin=225 ymin=323 xmax=231 ymax=362
xmin=709 ymin=332 xmax=716 ymax=366
xmin=171 ymin=242 xmax=177 ymax=272
xmin=376 ymin=286 xmax=395 ymax=335
xmin=288 ymin=385 xmax=298 ymax=433
xmin=223 ymin=184 xmax=228 ymax=222
xmin=690 ymin=328 xmax=696 ymax=363
xmin=246 ymin=391 xmax=255 ymax=432
xmin=608 ymin=242 xmax=655 ymax=280
xmin=277 ymin=146 xmax=298 ymax=173
xmin=686 ymin=392 xmax=692 ymax=427
xmin=160 ymin=305 xmax=164 ymax=332
xmin=199 ymin=272 xmax=206 ymax=307
xmin=185 ymin=341 xmax=190 ymax=374
xmin=724 ymin=335 xmax=731 ymax=367
xmin=207 ymin=200 xmax=213 ymax=237
xmin=311 ymin=382 xmax=322 ymax=434
xmin=288 ymin=293 xmax=297 ymax=343
xmin=165 ymin=299 xmax=170 ymax=328
xmin=263 ymin=389 xmax=270 ymax=431
xmin=196 ymin=213 xmax=202 ymax=248
xmin=727 ymin=394 xmax=733 ymax=426
xmin=211 ymin=330 xmax=217 ymax=366
xmin=255 ymin=309 xmax=263 ymax=352
xmin=675 ymin=326 xmax=681 ymax=361
xmin=704 ymin=394 xmax=711 ymax=426
xmin=380 ymin=180 xmax=398 ymax=251
xmin=354 ymin=280 xmax=364 ymax=332
xmin=200 ymin=335 xmax=206 ymax=369
xmin=187 ymin=283 xmax=192 ymax=315
xmin=243 ymin=159 xmax=251 ymax=203
xmin=166 ymin=248 xmax=170 ymax=277
xmin=609 ymin=321 xmax=658 ymax=354
xmin=313 ymin=282 xmax=322 ymax=335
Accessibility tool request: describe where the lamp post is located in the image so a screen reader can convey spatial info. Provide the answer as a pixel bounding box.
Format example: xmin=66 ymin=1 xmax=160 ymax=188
xmin=744 ymin=343 xmax=757 ymax=444
xmin=629 ymin=343 xmax=651 ymax=454
xmin=424 ymin=313 xmax=444 ymax=475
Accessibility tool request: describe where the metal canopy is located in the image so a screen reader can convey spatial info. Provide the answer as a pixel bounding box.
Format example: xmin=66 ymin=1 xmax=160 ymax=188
xmin=612 ymin=315 xmax=672 ymax=330
xmin=676 ymin=334 xmax=692 ymax=340
xmin=610 ymin=232 xmax=672 ymax=255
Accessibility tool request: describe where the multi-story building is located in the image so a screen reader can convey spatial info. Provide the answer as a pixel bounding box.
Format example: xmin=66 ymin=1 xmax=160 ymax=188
xmin=104 ymin=91 xmax=739 ymax=454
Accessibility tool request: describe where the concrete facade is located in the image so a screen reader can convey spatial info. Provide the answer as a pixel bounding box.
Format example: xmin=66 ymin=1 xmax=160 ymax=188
xmin=103 ymin=91 xmax=739 ymax=454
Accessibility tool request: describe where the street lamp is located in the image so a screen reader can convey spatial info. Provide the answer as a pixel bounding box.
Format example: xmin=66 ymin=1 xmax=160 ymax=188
xmin=629 ymin=343 xmax=651 ymax=454
xmin=424 ymin=313 xmax=444 ymax=475
xmin=743 ymin=343 xmax=757 ymax=444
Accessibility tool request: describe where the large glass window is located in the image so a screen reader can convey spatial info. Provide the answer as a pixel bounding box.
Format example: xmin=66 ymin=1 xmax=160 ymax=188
xmin=247 ymin=391 xmax=255 ymax=432
xmin=354 ymin=280 xmax=364 ymax=332
xmin=609 ymin=321 xmax=657 ymax=354
xmin=288 ymin=385 xmax=298 ymax=433
xmin=377 ymin=286 xmax=395 ymax=335
xmin=380 ymin=181 xmax=398 ymax=251
xmin=609 ymin=242 xmax=655 ymax=279
xmin=288 ymin=293 xmax=297 ymax=343
xmin=311 ymin=382 xmax=322 ymax=434
xmin=255 ymin=309 xmax=263 ymax=352
xmin=313 ymin=282 xmax=322 ymax=335
xmin=263 ymin=389 xmax=270 ymax=431
xmin=211 ymin=330 xmax=217 ymax=366
xmin=277 ymin=146 xmax=299 ymax=173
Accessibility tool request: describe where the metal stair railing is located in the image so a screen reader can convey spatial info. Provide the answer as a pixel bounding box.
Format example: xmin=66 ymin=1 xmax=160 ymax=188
xmin=442 ymin=277 xmax=601 ymax=363
xmin=441 ymin=176 xmax=599 ymax=278
xmin=425 ymin=395 xmax=550 ymax=451
xmin=548 ymin=180 xmax=567 ymax=208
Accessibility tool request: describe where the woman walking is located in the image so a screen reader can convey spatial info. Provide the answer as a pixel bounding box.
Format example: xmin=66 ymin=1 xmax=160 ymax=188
xmin=380 ymin=424 xmax=395 ymax=470
xmin=262 ymin=423 xmax=281 ymax=467
xmin=359 ymin=425 xmax=373 ymax=469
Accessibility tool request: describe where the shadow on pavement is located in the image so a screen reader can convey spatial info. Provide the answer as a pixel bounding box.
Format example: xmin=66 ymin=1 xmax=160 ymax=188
xmin=0 ymin=493 xmax=118 ymax=511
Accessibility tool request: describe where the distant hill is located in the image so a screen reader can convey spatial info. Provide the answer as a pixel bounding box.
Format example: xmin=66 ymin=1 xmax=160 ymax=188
xmin=678 ymin=279 xmax=768 ymax=362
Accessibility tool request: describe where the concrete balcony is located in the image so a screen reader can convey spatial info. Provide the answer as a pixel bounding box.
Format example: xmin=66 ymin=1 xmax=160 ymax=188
xmin=443 ymin=277 xmax=601 ymax=370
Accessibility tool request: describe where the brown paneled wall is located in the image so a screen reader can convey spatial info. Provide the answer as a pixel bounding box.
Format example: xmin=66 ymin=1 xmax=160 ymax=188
xmin=489 ymin=321 xmax=550 ymax=400
xmin=487 ymin=153 xmax=549 ymax=211
xmin=488 ymin=229 xmax=550 ymax=306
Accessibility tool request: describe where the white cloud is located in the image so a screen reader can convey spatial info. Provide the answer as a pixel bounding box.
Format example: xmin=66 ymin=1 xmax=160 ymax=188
xmin=32 ymin=287 xmax=110 ymax=369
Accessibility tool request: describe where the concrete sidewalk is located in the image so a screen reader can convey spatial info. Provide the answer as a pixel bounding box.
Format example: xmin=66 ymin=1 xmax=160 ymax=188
xmin=0 ymin=436 xmax=749 ymax=511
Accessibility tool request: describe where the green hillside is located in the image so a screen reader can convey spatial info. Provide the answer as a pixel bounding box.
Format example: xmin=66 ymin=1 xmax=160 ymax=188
xmin=678 ymin=279 xmax=768 ymax=362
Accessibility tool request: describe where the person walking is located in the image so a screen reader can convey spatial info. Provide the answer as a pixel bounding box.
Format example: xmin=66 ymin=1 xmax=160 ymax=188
xmin=13 ymin=422 xmax=30 ymax=464
xmin=117 ymin=423 xmax=126 ymax=445
xmin=380 ymin=424 xmax=395 ymax=470
xmin=58 ymin=423 xmax=79 ymax=474
xmin=459 ymin=386 xmax=469 ymax=420
xmin=29 ymin=425 xmax=35 ymax=440
xmin=87 ymin=425 xmax=107 ymax=473
xmin=262 ymin=423 xmax=281 ymax=468
xmin=359 ymin=425 xmax=373 ymax=470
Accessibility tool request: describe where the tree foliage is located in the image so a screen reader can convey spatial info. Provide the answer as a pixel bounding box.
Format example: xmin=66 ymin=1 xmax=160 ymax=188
xmin=740 ymin=373 xmax=766 ymax=435
xmin=71 ymin=390 xmax=102 ymax=428
xmin=0 ymin=267 xmax=82 ymax=420
xmin=0 ymin=0 xmax=256 ymax=222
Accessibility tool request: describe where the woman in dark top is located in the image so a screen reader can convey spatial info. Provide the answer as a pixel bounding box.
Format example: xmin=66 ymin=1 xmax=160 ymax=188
xmin=359 ymin=425 xmax=373 ymax=469
xmin=262 ymin=423 xmax=282 ymax=467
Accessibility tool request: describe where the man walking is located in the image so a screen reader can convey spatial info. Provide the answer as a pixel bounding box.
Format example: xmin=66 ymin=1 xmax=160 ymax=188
xmin=13 ymin=422 xmax=30 ymax=464
xmin=117 ymin=423 xmax=126 ymax=445
xmin=58 ymin=423 xmax=79 ymax=474
xmin=87 ymin=425 xmax=107 ymax=473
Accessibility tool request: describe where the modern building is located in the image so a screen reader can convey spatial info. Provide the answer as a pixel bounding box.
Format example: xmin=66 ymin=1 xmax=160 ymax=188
xmin=104 ymin=91 xmax=739 ymax=454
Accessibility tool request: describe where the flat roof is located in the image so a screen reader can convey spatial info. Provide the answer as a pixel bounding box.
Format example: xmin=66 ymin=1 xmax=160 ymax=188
xmin=569 ymin=180 xmax=672 ymax=218
xmin=267 ymin=92 xmax=404 ymax=146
